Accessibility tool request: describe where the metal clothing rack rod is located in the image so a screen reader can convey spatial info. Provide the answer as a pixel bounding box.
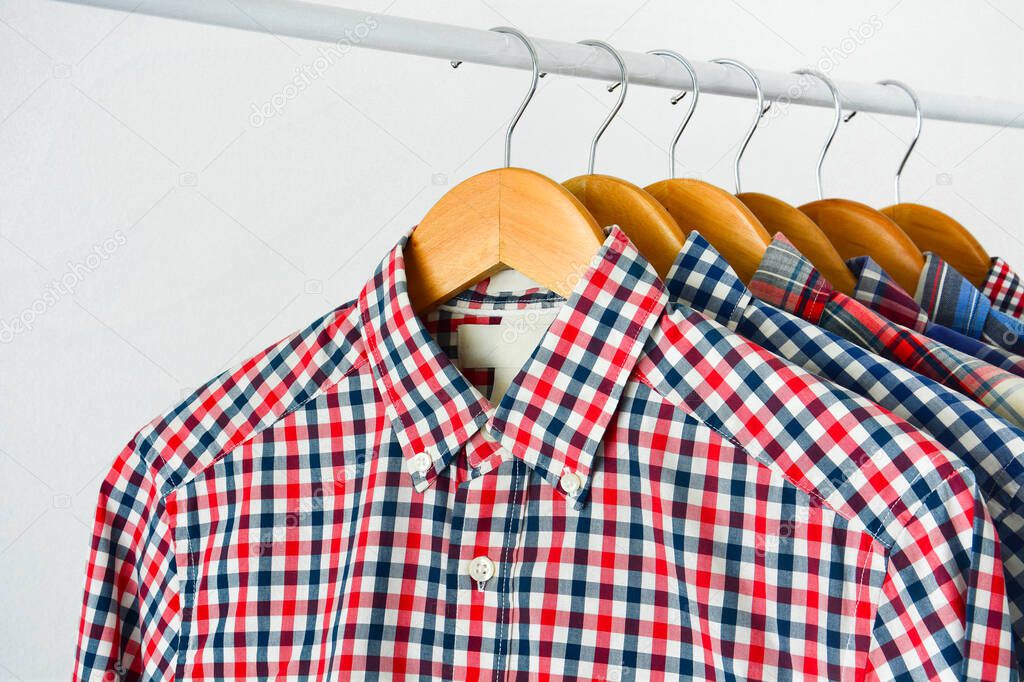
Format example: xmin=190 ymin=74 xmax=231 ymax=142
xmin=57 ymin=0 xmax=1024 ymax=129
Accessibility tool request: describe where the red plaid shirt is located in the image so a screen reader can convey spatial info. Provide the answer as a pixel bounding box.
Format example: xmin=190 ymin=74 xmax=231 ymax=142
xmin=76 ymin=227 xmax=1014 ymax=680
xmin=751 ymin=235 xmax=1024 ymax=433
xmin=986 ymin=257 xmax=1024 ymax=320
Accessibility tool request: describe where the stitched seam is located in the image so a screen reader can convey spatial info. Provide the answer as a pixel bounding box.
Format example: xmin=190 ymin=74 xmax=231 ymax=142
xmin=553 ymin=283 xmax=664 ymax=484
xmin=635 ymin=371 xmax=836 ymax=527
xmin=174 ymin=502 xmax=199 ymax=677
xmin=362 ymin=306 xmax=404 ymax=409
xmin=805 ymin=278 xmax=830 ymax=318
xmin=651 ymin=311 xmax=937 ymax=544
xmin=853 ymin=470 xmax=973 ymax=679
xmin=871 ymin=462 xmax=976 ymax=551
xmin=362 ymin=303 xmax=467 ymax=480
xmin=844 ymin=550 xmax=872 ymax=671
xmin=148 ymin=304 xmax=361 ymax=497
xmin=162 ymin=356 xmax=370 ymax=500
xmin=494 ymin=461 xmax=521 ymax=682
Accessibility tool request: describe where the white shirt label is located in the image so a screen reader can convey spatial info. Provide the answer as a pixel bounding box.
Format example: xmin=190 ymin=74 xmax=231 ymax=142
xmin=457 ymin=312 xmax=557 ymax=401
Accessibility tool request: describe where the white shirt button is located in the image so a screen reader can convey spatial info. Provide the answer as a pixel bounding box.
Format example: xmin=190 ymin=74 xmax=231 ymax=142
xmin=467 ymin=556 xmax=495 ymax=583
xmin=480 ymin=427 xmax=497 ymax=444
xmin=559 ymin=471 xmax=582 ymax=495
xmin=411 ymin=452 xmax=432 ymax=474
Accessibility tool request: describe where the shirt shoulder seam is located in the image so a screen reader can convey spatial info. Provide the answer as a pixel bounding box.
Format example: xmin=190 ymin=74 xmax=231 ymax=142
xmin=159 ymin=354 xmax=371 ymax=499
xmin=112 ymin=301 xmax=365 ymax=499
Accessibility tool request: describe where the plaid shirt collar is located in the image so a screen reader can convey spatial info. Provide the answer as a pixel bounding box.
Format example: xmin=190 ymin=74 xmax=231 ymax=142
xmin=847 ymin=255 xmax=930 ymax=332
xmin=746 ymin=234 xmax=835 ymax=323
xmin=748 ymin=236 xmax=923 ymax=362
xmin=665 ymin=232 xmax=752 ymax=325
xmin=358 ymin=225 xmax=667 ymax=504
xmin=985 ymin=256 xmax=1024 ymax=319
xmin=917 ymin=251 xmax=1024 ymax=352
xmin=843 ymin=253 xmax=1024 ymax=378
xmin=916 ymin=251 xmax=992 ymax=337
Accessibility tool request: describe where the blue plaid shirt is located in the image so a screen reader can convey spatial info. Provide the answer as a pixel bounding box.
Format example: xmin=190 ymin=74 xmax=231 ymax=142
xmin=919 ymin=252 xmax=1024 ymax=356
xmin=667 ymin=232 xmax=1024 ymax=665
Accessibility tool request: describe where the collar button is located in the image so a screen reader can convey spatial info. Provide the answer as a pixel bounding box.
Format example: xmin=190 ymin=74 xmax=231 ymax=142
xmin=412 ymin=451 xmax=432 ymax=474
xmin=559 ymin=471 xmax=582 ymax=495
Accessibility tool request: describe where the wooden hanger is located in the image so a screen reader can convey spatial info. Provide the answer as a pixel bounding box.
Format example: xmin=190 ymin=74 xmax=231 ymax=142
xmin=800 ymin=199 xmax=923 ymax=294
xmin=647 ymin=181 xmax=769 ymax=283
xmin=404 ymin=27 xmax=604 ymax=313
xmin=789 ymin=72 xmax=924 ymax=293
xmin=564 ymin=175 xmax=683 ymax=277
xmin=738 ymin=192 xmax=857 ymax=294
xmin=644 ymin=57 xmax=770 ymax=283
xmin=858 ymin=80 xmax=992 ymax=287
xmin=882 ymin=203 xmax=990 ymax=287
xmin=561 ymin=42 xmax=684 ymax=278
xmin=407 ymin=168 xmax=603 ymax=311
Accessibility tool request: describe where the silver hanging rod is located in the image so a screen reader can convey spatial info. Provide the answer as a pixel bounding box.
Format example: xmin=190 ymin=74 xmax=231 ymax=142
xmin=56 ymin=0 xmax=1024 ymax=129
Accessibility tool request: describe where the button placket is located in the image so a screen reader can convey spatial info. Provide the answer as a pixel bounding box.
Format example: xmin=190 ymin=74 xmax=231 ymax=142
xmin=444 ymin=456 xmax=528 ymax=676
xmin=443 ymin=454 xmax=505 ymax=669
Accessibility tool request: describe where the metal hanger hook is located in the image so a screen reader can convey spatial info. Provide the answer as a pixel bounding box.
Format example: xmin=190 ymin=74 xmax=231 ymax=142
xmin=710 ymin=58 xmax=765 ymax=193
xmin=647 ymin=50 xmax=700 ymax=178
xmin=881 ymin=80 xmax=922 ymax=204
xmin=578 ymin=39 xmax=628 ymax=174
xmin=792 ymin=69 xmax=842 ymax=200
xmin=457 ymin=27 xmax=540 ymax=168
xmin=842 ymin=80 xmax=922 ymax=203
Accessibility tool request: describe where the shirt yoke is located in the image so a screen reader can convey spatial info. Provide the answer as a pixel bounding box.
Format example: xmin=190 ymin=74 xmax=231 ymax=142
xmin=123 ymin=301 xmax=367 ymax=500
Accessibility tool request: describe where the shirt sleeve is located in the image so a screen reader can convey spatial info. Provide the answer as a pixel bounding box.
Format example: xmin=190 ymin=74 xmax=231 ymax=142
xmin=74 ymin=438 xmax=180 ymax=682
xmin=865 ymin=470 xmax=1016 ymax=681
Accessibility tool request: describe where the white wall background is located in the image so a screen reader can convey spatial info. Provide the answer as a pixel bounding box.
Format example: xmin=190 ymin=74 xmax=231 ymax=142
xmin=2 ymin=0 xmax=1024 ymax=678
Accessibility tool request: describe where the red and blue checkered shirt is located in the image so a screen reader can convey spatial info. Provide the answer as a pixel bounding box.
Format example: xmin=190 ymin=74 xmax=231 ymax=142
xmin=76 ymin=227 xmax=1015 ymax=680
xmin=985 ymin=257 xmax=1024 ymax=320
xmin=670 ymin=231 xmax=1024 ymax=669
xmin=847 ymin=254 xmax=1024 ymax=379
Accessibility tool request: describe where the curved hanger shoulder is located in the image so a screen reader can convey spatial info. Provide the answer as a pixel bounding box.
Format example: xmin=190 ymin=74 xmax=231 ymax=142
xmin=645 ymin=178 xmax=770 ymax=283
xmin=564 ymin=174 xmax=684 ymax=278
xmin=406 ymin=167 xmax=603 ymax=312
xmin=881 ymin=202 xmax=991 ymax=288
xmin=738 ymin=192 xmax=857 ymax=295
xmin=800 ymin=198 xmax=924 ymax=294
